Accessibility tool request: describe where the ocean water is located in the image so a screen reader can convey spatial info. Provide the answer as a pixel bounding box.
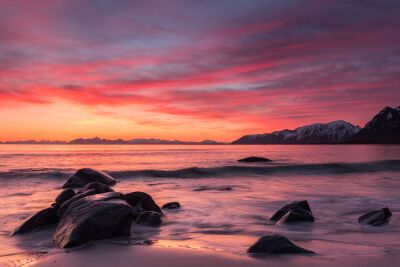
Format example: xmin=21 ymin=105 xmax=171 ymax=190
xmin=1 ymin=144 xmax=400 ymax=266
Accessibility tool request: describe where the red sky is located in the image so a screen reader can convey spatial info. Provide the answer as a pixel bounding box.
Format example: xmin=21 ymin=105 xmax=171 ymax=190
xmin=1 ymin=0 xmax=400 ymax=141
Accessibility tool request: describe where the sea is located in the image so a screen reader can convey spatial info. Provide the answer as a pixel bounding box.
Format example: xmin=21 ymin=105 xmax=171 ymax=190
xmin=0 ymin=144 xmax=399 ymax=266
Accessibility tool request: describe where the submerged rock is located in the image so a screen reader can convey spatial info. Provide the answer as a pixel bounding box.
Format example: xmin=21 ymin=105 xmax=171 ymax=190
xmin=12 ymin=207 xmax=58 ymax=235
xmin=270 ymin=200 xmax=313 ymax=222
xmin=238 ymin=156 xmax=272 ymax=163
xmin=62 ymin=168 xmax=116 ymax=188
xmin=193 ymin=186 xmax=232 ymax=192
xmin=77 ymin=182 xmax=114 ymax=194
xmin=136 ymin=211 xmax=162 ymax=226
xmin=162 ymin=202 xmax=181 ymax=209
xmin=247 ymin=235 xmax=315 ymax=255
xmin=125 ymin=192 xmax=162 ymax=215
xmin=358 ymin=207 xmax=392 ymax=226
xmin=53 ymin=192 xmax=133 ymax=248
xmin=276 ymin=207 xmax=315 ymax=225
xmin=54 ymin=189 xmax=76 ymax=209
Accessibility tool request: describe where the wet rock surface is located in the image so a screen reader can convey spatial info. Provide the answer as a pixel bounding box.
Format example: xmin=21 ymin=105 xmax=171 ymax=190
xmin=247 ymin=234 xmax=315 ymax=255
xmin=125 ymin=191 xmax=162 ymax=215
xmin=358 ymin=207 xmax=392 ymax=226
xmin=12 ymin=207 xmax=58 ymax=235
xmin=162 ymin=202 xmax=181 ymax=209
xmin=238 ymin=156 xmax=272 ymax=163
xmin=270 ymin=200 xmax=313 ymax=222
xmin=62 ymin=168 xmax=116 ymax=188
xmin=136 ymin=211 xmax=162 ymax=226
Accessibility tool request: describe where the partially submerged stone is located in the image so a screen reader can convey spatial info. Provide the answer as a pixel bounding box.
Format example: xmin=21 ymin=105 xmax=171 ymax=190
xmin=162 ymin=202 xmax=181 ymax=209
xmin=62 ymin=168 xmax=116 ymax=188
xmin=270 ymin=200 xmax=313 ymax=222
xmin=276 ymin=207 xmax=315 ymax=225
xmin=358 ymin=207 xmax=392 ymax=226
xmin=12 ymin=207 xmax=58 ymax=235
xmin=238 ymin=156 xmax=272 ymax=163
xmin=125 ymin=191 xmax=162 ymax=215
xmin=247 ymin=235 xmax=315 ymax=255
xmin=53 ymin=192 xmax=133 ymax=248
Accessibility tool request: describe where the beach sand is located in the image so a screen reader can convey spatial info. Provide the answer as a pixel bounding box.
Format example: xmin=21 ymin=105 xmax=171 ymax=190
xmin=30 ymin=242 xmax=400 ymax=267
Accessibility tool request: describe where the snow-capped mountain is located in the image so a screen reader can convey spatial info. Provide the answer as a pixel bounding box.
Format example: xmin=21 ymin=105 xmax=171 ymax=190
xmin=232 ymin=120 xmax=361 ymax=144
xmin=346 ymin=106 xmax=400 ymax=144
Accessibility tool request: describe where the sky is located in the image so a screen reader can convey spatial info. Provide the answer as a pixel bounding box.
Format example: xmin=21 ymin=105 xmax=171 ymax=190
xmin=1 ymin=0 xmax=400 ymax=142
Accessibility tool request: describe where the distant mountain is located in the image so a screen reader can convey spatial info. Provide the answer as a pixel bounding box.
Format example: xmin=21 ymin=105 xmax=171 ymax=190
xmin=346 ymin=106 xmax=400 ymax=144
xmin=0 ymin=140 xmax=67 ymax=144
xmin=233 ymin=120 xmax=361 ymax=144
xmin=68 ymin=137 xmax=224 ymax=145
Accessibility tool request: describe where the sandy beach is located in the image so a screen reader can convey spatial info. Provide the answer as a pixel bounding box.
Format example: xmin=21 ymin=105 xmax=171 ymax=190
xmin=30 ymin=242 xmax=400 ymax=267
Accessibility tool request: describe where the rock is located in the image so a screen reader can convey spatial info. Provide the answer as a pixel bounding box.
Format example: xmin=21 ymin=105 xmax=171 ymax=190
xmin=358 ymin=207 xmax=392 ymax=226
xmin=136 ymin=211 xmax=162 ymax=226
xmin=247 ymin=235 xmax=315 ymax=255
xmin=57 ymin=189 xmax=97 ymax=218
xmin=53 ymin=192 xmax=133 ymax=248
xmin=62 ymin=168 xmax=116 ymax=188
xmin=276 ymin=207 xmax=315 ymax=225
xmin=162 ymin=202 xmax=181 ymax=209
xmin=77 ymin=182 xmax=114 ymax=194
xmin=270 ymin=200 xmax=313 ymax=221
xmin=12 ymin=207 xmax=58 ymax=235
xmin=54 ymin=189 xmax=76 ymax=209
xmin=125 ymin=192 xmax=162 ymax=215
xmin=238 ymin=156 xmax=272 ymax=163
xmin=193 ymin=186 xmax=232 ymax=191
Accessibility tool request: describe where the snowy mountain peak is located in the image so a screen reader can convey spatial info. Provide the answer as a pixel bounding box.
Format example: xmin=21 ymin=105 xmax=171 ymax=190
xmin=233 ymin=120 xmax=360 ymax=144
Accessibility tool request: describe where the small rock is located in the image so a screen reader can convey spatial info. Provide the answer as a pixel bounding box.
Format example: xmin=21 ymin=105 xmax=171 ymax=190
xmin=270 ymin=200 xmax=313 ymax=221
xmin=193 ymin=186 xmax=232 ymax=192
xmin=276 ymin=207 xmax=314 ymax=225
xmin=62 ymin=168 xmax=116 ymax=188
xmin=162 ymin=202 xmax=181 ymax=209
xmin=12 ymin=207 xmax=58 ymax=235
xmin=125 ymin=192 xmax=162 ymax=215
xmin=238 ymin=157 xmax=272 ymax=163
xmin=136 ymin=211 xmax=162 ymax=226
xmin=247 ymin=235 xmax=315 ymax=255
xmin=358 ymin=207 xmax=392 ymax=226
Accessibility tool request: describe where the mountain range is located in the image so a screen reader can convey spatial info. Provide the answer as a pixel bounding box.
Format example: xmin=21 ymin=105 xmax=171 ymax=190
xmin=233 ymin=105 xmax=400 ymax=144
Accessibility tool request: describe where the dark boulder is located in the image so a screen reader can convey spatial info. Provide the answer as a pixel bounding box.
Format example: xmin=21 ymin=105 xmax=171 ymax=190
xmin=77 ymin=182 xmax=114 ymax=194
xmin=238 ymin=156 xmax=272 ymax=163
xmin=162 ymin=202 xmax=181 ymax=209
xmin=54 ymin=189 xmax=76 ymax=210
xmin=276 ymin=207 xmax=315 ymax=225
xmin=125 ymin=192 xmax=162 ymax=215
xmin=270 ymin=200 xmax=313 ymax=221
xmin=62 ymin=168 xmax=116 ymax=188
xmin=247 ymin=235 xmax=315 ymax=255
xmin=53 ymin=192 xmax=133 ymax=248
xmin=358 ymin=207 xmax=392 ymax=226
xmin=136 ymin=211 xmax=162 ymax=226
xmin=12 ymin=207 xmax=58 ymax=235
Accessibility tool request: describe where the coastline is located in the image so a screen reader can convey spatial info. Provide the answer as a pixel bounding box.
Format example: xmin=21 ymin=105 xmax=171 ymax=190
xmin=31 ymin=243 xmax=400 ymax=267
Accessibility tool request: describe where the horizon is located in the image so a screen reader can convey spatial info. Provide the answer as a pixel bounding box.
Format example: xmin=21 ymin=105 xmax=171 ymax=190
xmin=1 ymin=1 xmax=400 ymax=142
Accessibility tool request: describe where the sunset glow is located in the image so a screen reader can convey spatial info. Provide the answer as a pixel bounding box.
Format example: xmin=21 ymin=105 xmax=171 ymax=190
xmin=1 ymin=1 xmax=400 ymax=141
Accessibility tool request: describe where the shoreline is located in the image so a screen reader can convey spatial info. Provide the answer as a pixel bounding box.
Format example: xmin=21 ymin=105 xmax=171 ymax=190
xmin=30 ymin=243 xmax=400 ymax=267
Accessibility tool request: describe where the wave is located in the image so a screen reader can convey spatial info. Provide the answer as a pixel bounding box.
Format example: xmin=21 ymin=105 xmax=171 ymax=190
xmin=1 ymin=160 xmax=400 ymax=180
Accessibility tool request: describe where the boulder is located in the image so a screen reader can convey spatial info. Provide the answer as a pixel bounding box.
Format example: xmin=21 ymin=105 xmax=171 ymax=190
xmin=358 ymin=207 xmax=392 ymax=226
xmin=12 ymin=207 xmax=58 ymax=235
xmin=54 ymin=189 xmax=76 ymax=209
xmin=276 ymin=207 xmax=315 ymax=225
xmin=77 ymin=182 xmax=114 ymax=194
xmin=125 ymin=192 xmax=162 ymax=215
xmin=238 ymin=156 xmax=272 ymax=163
xmin=136 ymin=211 xmax=162 ymax=226
xmin=62 ymin=168 xmax=116 ymax=188
xmin=162 ymin=202 xmax=181 ymax=209
xmin=270 ymin=200 xmax=313 ymax=221
xmin=247 ymin=235 xmax=315 ymax=255
xmin=53 ymin=192 xmax=133 ymax=248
